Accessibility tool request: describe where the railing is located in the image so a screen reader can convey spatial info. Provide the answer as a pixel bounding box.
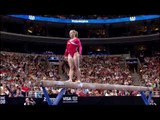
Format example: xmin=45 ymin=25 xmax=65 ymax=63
xmin=1 ymin=31 xmax=159 ymax=44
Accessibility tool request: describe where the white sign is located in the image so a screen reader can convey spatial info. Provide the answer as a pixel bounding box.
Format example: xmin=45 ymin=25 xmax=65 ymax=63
xmin=29 ymin=15 xmax=35 ymax=20
xmin=43 ymin=97 xmax=55 ymax=102
xmin=62 ymin=96 xmax=78 ymax=103
xmin=130 ymin=16 xmax=136 ymax=21
xmin=71 ymin=20 xmax=88 ymax=23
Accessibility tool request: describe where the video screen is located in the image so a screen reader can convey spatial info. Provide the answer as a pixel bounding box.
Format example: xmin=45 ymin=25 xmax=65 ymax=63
xmin=0 ymin=15 xmax=159 ymax=105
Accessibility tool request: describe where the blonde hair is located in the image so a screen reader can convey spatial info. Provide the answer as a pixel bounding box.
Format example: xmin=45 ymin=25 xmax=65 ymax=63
xmin=70 ymin=30 xmax=78 ymax=37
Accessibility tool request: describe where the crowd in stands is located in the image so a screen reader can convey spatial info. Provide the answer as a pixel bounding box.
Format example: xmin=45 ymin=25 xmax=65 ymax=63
xmin=1 ymin=51 xmax=159 ymax=98
xmin=43 ymin=15 xmax=131 ymax=19
xmin=139 ymin=57 xmax=160 ymax=92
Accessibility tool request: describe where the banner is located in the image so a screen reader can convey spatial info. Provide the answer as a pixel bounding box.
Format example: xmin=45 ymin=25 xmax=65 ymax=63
xmin=0 ymin=95 xmax=7 ymax=105
xmin=43 ymin=94 xmax=78 ymax=105
xmin=8 ymin=15 xmax=160 ymax=24
xmin=0 ymin=95 xmax=159 ymax=105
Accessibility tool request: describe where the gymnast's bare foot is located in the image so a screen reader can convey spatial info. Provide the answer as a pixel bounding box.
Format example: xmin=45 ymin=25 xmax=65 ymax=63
xmin=65 ymin=79 xmax=72 ymax=82
xmin=75 ymin=80 xmax=81 ymax=83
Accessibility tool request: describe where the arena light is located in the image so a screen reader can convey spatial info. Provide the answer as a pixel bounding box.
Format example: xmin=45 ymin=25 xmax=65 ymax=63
xmin=27 ymin=29 xmax=33 ymax=33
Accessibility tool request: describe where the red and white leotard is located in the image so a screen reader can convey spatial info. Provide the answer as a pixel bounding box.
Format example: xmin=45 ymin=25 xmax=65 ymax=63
xmin=64 ymin=38 xmax=82 ymax=57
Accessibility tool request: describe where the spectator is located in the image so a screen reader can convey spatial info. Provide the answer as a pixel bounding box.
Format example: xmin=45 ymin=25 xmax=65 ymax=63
xmin=24 ymin=97 xmax=36 ymax=106
xmin=149 ymin=99 xmax=157 ymax=105
xmin=0 ymin=51 xmax=159 ymax=97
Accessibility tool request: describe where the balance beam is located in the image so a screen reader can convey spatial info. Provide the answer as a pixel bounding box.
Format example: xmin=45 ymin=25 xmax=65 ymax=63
xmin=36 ymin=80 xmax=152 ymax=92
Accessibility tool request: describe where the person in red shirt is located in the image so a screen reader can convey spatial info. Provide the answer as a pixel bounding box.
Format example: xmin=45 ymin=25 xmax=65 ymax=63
xmin=64 ymin=30 xmax=82 ymax=82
